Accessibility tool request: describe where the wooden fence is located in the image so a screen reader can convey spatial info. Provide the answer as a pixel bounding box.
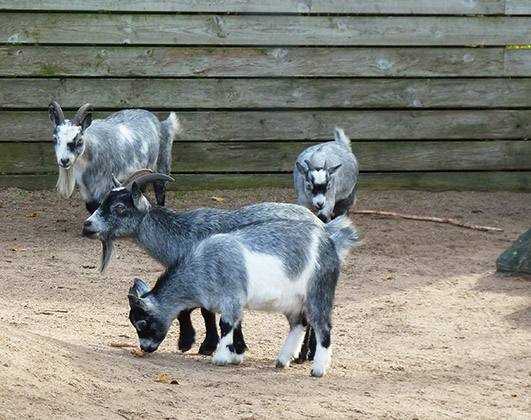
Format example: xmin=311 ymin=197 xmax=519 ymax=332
xmin=0 ymin=1 xmax=530 ymax=191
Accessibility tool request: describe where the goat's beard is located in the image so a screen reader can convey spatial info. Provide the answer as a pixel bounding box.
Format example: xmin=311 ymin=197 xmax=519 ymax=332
xmin=56 ymin=166 xmax=76 ymax=198
xmin=100 ymin=237 xmax=115 ymax=273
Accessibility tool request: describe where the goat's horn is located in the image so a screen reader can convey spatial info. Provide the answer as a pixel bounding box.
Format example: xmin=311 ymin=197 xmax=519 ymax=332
xmin=120 ymin=169 xmax=154 ymax=188
xmin=304 ymin=159 xmax=316 ymax=171
xmin=72 ymin=103 xmax=94 ymax=126
xmin=126 ymin=173 xmax=174 ymax=191
xmin=49 ymin=101 xmax=65 ymax=125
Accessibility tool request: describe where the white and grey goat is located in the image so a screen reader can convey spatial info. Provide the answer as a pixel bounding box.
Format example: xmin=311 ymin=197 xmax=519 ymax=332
xmin=294 ymin=128 xmax=359 ymax=223
xmin=82 ymin=172 xmax=323 ymax=356
xmin=128 ymin=215 xmax=359 ymax=377
xmin=49 ymin=102 xmax=181 ymax=213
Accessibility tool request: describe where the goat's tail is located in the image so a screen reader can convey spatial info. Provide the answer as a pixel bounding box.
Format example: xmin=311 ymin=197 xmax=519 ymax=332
xmin=325 ymin=215 xmax=361 ymax=261
xmin=164 ymin=112 xmax=182 ymax=140
xmin=333 ymin=127 xmax=351 ymax=147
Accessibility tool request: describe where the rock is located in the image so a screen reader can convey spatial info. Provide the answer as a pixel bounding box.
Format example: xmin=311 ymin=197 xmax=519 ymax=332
xmin=496 ymin=229 xmax=531 ymax=274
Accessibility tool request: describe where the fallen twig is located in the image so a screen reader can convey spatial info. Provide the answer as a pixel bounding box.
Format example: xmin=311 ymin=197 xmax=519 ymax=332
xmin=351 ymin=210 xmax=504 ymax=232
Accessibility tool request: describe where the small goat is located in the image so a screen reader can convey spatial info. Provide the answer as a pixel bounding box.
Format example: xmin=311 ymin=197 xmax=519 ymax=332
xmin=128 ymin=216 xmax=359 ymax=377
xmin=49 ymin=102 xmax=180 ymax=213
xmin=294 ymin=128 xmax=359 ymax=223
xmin=82 ymin=172 xmax=322 ymax=356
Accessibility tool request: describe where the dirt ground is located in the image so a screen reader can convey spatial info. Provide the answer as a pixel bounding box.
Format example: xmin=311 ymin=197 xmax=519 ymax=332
xmin=0 ymin=186 xmax=529 ymax=420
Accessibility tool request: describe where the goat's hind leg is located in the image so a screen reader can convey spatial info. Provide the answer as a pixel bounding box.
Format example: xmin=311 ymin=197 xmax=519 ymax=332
xmin=177 ymin=309 xmax=196 ymax=352
xmin=198 ymin=308 xmax=220 ymax=355
xmin=275 ymin=314 xmax=306 ymax=369
xmin=211 ymin=316 xmax=244 ymax=366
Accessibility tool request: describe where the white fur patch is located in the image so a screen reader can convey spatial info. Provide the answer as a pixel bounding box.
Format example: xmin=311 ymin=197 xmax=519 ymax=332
xmin=55 ymin=123 xmax=82 ymax=166
xmin=311 ymin=169 xmax=327 ymax=185
xmin=243 ymin=233 xmax=319 ymax=314
xmin=311 ymin=342 xmax=332 ymax=377
xmin=211 ymin=330 xmax=243 ymax=366
xmin=275 ymin=323 xmax=306 ymax=368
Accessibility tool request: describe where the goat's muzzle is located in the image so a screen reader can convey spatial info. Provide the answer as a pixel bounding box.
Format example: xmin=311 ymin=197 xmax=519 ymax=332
xmin=82 ymin=220 xmax=99 ymax=238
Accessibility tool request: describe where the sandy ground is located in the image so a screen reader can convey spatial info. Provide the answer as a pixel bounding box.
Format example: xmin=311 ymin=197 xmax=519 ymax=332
xmin=0 ymin=186 xmax=529 ymax=420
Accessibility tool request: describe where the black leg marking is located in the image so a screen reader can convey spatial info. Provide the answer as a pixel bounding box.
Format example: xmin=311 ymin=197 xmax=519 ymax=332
xmin=308 ymin=328 xmax=317 ymax=360
xmin=177 ymin=309 xmax=195 ymax=353
xmin=198 ymin=308 xmax=219 ymax=355
xmin=232 ymin=322 xmax=247 ymax=355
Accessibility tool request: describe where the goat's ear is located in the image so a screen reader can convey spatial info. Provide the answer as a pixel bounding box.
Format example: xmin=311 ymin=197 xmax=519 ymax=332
xmin=296 ymin=161 xmax=307 ymax=175
xmin=131 ymin=182 xmax=150 ymax=212
xmin=134 ymin=278 xmax=151 ymax=295
xmin=79 ymin=113 xmax=93 ymax=132
xmin=48 ymin=104 xmax=63 ymax=128
xmin=131 ymin=182 xmax=142 ymax=207
xmin=328 ymin=163 xmax=342 ymax=175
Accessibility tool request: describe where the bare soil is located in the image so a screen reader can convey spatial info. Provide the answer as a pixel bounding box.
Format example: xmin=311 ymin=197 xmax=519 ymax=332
xmin=0 ymin=187 xmax=530 ymax=420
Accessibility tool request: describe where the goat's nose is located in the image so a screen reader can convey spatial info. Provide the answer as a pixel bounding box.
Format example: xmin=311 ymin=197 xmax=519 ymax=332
xmin=83 ymin=220 xmax=92 ymax=228
xmin=60 ymin=158 xmax=70 ymax=167
xmin=314 ymin=202 xmax=324 ymax=210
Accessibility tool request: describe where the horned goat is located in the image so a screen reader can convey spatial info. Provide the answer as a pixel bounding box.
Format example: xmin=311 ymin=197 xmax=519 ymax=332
xmin=82 ymin=172 xmax=323 ymax=356
xmin=128 ymin=215 xmax=359 ymax=377
xmin=48 ymin=102 xmax=180 ymax=213
xmin=294 ymin=127 xmax=359 ymax=223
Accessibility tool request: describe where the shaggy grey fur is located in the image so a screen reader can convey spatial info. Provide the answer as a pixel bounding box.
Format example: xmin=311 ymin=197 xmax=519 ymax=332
xmin=294 ymin=127 xmax=359 ymax=222
xmin=49 ymin=102 xmax=180 ymax=212
xmin=128 ymin=216 xmax=359 ymax=377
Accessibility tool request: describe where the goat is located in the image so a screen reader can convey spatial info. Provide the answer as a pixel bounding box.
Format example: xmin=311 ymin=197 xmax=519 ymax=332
xmin=48 ymin=102 xmax=180 ymax=213
xmin=128 ymin=215 xmax=359 ymax=377
xmin=294 ymin=127 xmax=359 ymax=223
xmin=82 ymin=172 xmax=323 ymax=356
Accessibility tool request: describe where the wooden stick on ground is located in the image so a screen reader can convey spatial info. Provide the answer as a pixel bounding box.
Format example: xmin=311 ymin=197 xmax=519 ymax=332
xmin=351 ymin=209 xmax=504 ymax=232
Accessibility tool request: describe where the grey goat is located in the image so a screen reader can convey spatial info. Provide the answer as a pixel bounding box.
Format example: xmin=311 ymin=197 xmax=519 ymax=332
xmin=82 ymin=172 xmax=323 ymax=356
xmin=128 ymin=215 xmax=359 ymax=377
xmin=294 ymin=128 xmax=359 ymax=223
xmin=49 ymin=102 xmax=180 ymax=213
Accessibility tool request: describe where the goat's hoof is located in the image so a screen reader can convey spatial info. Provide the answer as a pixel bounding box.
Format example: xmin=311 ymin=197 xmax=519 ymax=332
xmin=274 ymin=359 xmax=288 ymax=369
xmin=311 ymin=368 xmax=325 ymax=377
xmin=198 ymin=340 xmax=218 ymax=356
xmin=178 ymin=338 xmax=195 ymax=353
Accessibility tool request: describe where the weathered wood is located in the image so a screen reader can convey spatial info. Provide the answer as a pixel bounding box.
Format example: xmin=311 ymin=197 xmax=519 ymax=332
xmin=3 ymin=46 xmax=529 ymax=78
xmin=505 ymin=1 xmax=531 ymax=15
xmin=1 ymin=140 xmax=529 ymax=174
xmin=3 ymin=78 xmax=531 ymax=110
xmin=0 ymin=0 xmax=507 ymax=15
xmin=2 ymin=14 xmax=530 ymax=46
xmin=2 ymin=110 xmax=530 ymax=142
xmin=5 ymin=46 xmax=530 ymax=78
xmin=2 ymin=171 xmax=530 ymax=192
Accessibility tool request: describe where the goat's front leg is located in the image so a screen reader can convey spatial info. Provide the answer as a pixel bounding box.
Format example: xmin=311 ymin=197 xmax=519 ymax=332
xmin=211 ymin=317 xmax=244 ymax=366
xmin=177 ymin=309 xmax=196 ymax=352
xmin=275 ymin=314 xmax=306 ymax=369
xmin=198 ymin=308 xmax=220 ymax=355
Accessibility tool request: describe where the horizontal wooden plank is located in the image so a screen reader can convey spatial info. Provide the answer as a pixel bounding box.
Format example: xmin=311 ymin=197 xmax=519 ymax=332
xmin=3 ymin=46 xmax=530 ymax=77
xmin=0 ymin=0 xmax=508 ymax=15
xmin=2 ymin=111 xmax=530 ymax=142
xmin=506 ymin=1 xmax=531 ymax=15
xmin=2 ymin=171 xmax=530 ymax=192
xmin=1 ymin=14 xmax=530 ymax=46
xmin=3 ymin=78 xmax=531 ymax=110
xmin=1 ymin=140 xmax=529 ymax=175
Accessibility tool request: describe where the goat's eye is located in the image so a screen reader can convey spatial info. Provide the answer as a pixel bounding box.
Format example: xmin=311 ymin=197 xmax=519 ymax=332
xmin=113 ymin=204 xmax=126 ymax=212
xmin=53 ymin=136 xmax=58 ymax=144
xmin=77 ymin=137 xmax=84 ymax=146
xmin=136 ymin=320 xmax=147 ymax=331
xmin=305 ymin=183 xmax=312 ymax=191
